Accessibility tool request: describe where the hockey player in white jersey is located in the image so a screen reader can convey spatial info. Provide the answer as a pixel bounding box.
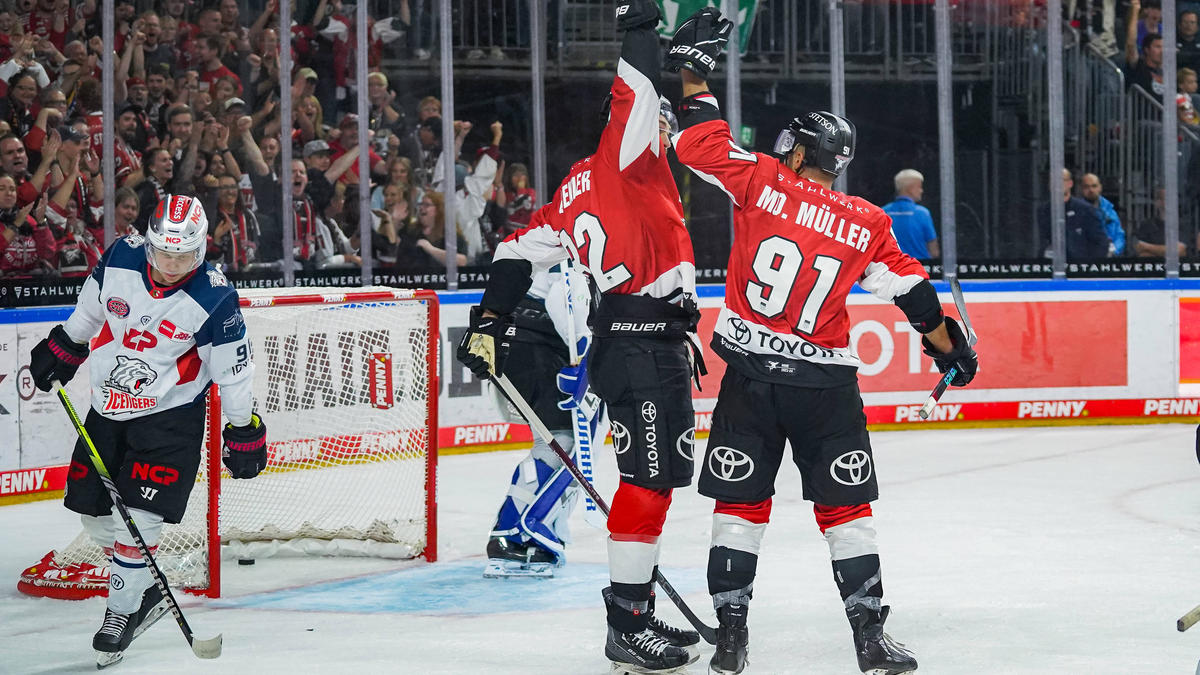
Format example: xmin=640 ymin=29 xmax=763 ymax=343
xmin=27 ymin=194 xmax=267 ymax=668
xmin=484 ymin=262 xmax=606 ymax=578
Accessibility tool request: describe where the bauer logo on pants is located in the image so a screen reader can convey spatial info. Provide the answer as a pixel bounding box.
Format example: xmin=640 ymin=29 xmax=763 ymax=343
xmin=708 ymin=446 xmax=754 ymax=482
xmin=830 ymin=450 xmax=872 ymax=486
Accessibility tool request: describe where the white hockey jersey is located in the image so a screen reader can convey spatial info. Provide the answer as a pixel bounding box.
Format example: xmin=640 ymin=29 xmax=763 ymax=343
xmin=529 ymin=263 xmax=592 ymax=357
xmin=62 ymin=235 xmax=256 ymax=425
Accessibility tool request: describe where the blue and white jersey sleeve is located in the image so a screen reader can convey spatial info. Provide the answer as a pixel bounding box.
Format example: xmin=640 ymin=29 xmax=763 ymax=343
xmin=196 ymin=291 xmax=255 ymax=427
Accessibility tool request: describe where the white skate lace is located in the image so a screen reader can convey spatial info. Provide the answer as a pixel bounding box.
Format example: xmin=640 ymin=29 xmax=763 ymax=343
xmin=880 ymin=633 xmax=915 ymax=658
xmin=649 ymin=615 xmax=685 ymax=637
xmin=99 ymin=610 xmax=130 ymax=637
xmin=630 ymin=628 xmax=672 ymax=656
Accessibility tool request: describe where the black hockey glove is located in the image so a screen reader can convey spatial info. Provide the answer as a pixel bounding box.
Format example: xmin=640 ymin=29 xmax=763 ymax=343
xmin=921 ymin=317 xmax=978 ymax=387
xmin=615 ymin=0 xmax=662 ymax=31
xmin=664 ymin=7 xmax=734 ymax=78
xmin=29 ymin=324 xmax=89 ymax=392
xmin=457 ymin=306 xmax=514 ymax=380
xmin=222 ymin=414 xmax=268 ymax=479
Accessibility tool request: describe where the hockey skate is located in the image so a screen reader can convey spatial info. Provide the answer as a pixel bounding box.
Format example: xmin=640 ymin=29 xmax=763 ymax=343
xmin=847 ymin=605 xmax=917 ymax=674
xmin=606 ymin=624 xmax=696 ymax=674
xmin=646 ymin=592 xmax=701 ymax=660
xmin=482 ymin=537 xmax=559 ymax=578
xmin=93 ymin=586 xmax=170 ymax=669
xmin=709 ymin=603 xmax=749 ymax=675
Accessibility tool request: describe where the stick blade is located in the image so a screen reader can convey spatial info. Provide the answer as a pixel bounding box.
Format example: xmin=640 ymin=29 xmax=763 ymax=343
xmin=191 ymin=633 xmax=223 ymax=659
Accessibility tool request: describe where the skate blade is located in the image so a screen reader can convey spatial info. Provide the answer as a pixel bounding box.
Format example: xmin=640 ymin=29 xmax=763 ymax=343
xmin=95 ymin=651 xmax=124 ymax=669
xmin=610 ymin=663 xmax=690 ymax=674
xmin=864 ymin=670 xmax=916 ymax=675
xmin=709 ymin=658 xmax=747 ymax=674
xmin=482 ymin=559 xmax=554 ymax=579
xmin=132 ymin=601 xmax=170 ymax=639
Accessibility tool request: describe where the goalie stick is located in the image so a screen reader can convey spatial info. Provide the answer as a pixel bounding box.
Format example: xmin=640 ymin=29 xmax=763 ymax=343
xmin=491 ymin=373 xmax=719 ymax=646
xmin=562 ymin=260 xmax=606 ymax=529
xmin=918 ymin=277 xmax=978 ymax=420
xmin=53 ymin=380 xmax=222 ymax=660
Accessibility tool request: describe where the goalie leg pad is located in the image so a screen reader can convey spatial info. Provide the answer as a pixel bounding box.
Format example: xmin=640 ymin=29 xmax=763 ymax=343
xmin=491 ymin=432 xmax=578 ymax=562
xmin=108 ymin=507 xmax=162 ymax=615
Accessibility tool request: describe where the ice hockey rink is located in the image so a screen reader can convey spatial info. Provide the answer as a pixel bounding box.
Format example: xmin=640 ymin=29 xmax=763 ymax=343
xmin=1 ymin=423 xmax=1197 ymax=674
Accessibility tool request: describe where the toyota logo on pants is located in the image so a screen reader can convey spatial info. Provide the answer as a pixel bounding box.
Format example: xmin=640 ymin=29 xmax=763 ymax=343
xmin=611 ymin=421 xmax=631 ymax=455
xmin=829 ymin=450 xmax=872 ymax=486
xmin=708 ymin=446 xmax=754 ymax=482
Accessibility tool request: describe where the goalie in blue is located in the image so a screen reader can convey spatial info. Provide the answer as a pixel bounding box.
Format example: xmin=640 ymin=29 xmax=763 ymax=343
xmin=485 ymin=263 xmax=606 ymax=578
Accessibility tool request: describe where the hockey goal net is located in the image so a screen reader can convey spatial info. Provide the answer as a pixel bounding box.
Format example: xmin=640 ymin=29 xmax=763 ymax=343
xmin=18 ymin=287 xmax=439 ymax=599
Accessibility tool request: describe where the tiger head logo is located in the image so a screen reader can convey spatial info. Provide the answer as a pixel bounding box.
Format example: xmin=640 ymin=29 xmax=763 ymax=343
xmin=104 ymin=355 xmax=158 ymax=396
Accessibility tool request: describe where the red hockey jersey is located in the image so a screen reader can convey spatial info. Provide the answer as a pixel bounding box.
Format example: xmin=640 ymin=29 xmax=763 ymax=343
xmin=674 ymin=112 xmax=928 ymax=383
xmin=493 ymin=61 xmax=694 ymax=304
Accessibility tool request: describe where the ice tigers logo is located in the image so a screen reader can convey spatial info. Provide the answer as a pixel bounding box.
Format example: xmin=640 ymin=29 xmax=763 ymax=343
xmin=104 ymin=355 xmax=158 ymax=396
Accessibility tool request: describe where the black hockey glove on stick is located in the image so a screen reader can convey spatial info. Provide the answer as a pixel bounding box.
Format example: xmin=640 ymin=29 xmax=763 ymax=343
xmin=615 ymin=0 xmax=662 ymax=31
xmin=457 ymin=306 xmax=514 ymax=379
xmin=490 ymin=371 xmax=719 ymax=646
xmin=918 ymin=279 xmax=979 ymax=419
xmin=664 ymin=7 xmax=734 ymax=78
xmin=222 ymin=414 xmax=268 ymax=479
xmin=29 ymin=324 xmax=89 ymax=392
xmin=52 ymin=379 xmax=222 ymax=660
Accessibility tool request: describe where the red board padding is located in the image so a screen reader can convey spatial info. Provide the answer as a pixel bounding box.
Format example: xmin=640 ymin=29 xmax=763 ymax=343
xmin=688 ymin=300 xmax=1129 ymax=397
xmin=1179 ymin=299 xmax=1200 ymax=384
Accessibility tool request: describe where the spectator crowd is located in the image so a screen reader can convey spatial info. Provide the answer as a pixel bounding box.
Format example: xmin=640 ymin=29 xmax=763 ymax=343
xmin=0 ymin=0 xmax=540 ymax=278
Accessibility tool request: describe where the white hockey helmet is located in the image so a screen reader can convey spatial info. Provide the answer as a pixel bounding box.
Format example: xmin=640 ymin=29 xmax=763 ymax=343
xmin=145 ymin=194 xmax=207 ymax=277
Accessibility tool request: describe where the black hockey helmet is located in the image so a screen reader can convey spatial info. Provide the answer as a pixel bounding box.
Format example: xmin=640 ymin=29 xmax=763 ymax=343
xmin=772 ymin=111 xmax=856 ymax=177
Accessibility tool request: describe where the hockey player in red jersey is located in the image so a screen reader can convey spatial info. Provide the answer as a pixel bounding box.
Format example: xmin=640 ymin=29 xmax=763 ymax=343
xmin=667 ymin=9 xmax=978 ymax=675
xmin=26 ymin=194 xmax=268 ymax=668
xmin=458 ymin=1 xmax=702 ymax=672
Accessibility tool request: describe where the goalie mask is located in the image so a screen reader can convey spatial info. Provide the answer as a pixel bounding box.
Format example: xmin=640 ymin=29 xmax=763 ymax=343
xmin=773 ymin=111 xmax=856 ymax=178
xmin=145 ymin=194 xmax=207 ymax=278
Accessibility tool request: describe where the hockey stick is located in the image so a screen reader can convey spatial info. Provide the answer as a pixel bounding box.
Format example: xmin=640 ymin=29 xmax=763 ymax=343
xmin=918 ymin=278 xmax=978 ymax=420
xmin=562 ymin=261 xmax=605 ymax=528
xmin=491 ymin=373 xmax=719 ymax=645
xmin=52 ymin=380 xmax=222 ymax=659
xmin=1178 ymin=604 xmax=1200 ymax=631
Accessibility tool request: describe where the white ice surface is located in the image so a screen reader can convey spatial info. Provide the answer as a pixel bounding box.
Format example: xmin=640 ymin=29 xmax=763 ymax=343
xmin=1 ymin=424 xmax=1198 ymax=674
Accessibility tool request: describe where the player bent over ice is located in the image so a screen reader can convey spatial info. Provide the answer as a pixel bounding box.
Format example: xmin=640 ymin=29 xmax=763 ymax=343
xmin=26 ymin=195 xmax=267 ymax=668
xmin=666 ymin=9 xmax=979 ymax=674
xmin=459 ymin=2 xmax=703 ymax=671
xmin=484 ymin=264 xmax=606 ymax=578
